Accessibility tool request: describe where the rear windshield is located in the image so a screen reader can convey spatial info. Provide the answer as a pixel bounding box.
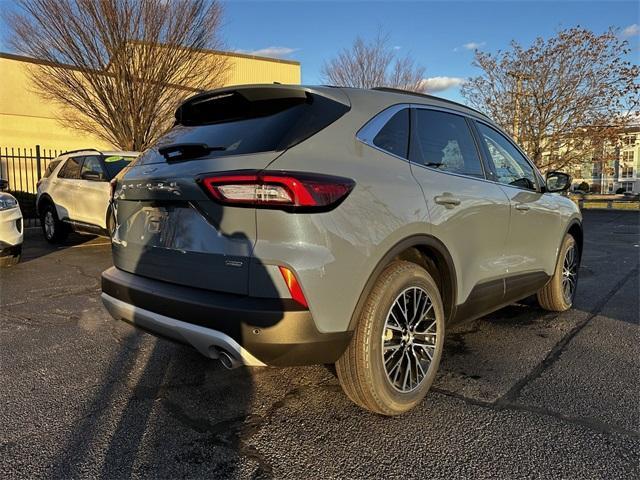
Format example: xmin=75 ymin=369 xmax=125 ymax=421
xmin=137 ymin=90 xmax=349 ymax=164
xmin=103 ymin=155 xmax=135 ymax=178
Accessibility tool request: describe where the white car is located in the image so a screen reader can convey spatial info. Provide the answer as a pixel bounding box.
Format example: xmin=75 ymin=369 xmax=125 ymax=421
xmin=36 ymin=149 xmax=138 ymax=242
xmin=0 ymin=191 xmax=23 ymax=267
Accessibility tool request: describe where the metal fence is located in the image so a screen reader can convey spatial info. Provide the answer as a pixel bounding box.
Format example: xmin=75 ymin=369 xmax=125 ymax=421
xmin=0 ymin=145 xmax=62 ymax=194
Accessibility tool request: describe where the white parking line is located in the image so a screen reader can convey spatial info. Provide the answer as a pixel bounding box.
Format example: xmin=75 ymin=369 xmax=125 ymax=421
xmin=62 ymin=242 xmax=112 ymax=249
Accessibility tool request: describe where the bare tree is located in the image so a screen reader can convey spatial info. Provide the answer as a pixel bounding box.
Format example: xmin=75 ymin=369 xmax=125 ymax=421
xmin=7 ymin=0 xmax=229 ymax=150
xmin=461 ymin=27 xmax=639 ymax=172
xmin=322 ymin=32 xmax=426 ymax=91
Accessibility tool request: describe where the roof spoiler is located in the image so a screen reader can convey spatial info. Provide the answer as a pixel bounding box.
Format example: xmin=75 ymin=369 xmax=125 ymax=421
xmin=175 ymin=85 xmax=350 ymax=125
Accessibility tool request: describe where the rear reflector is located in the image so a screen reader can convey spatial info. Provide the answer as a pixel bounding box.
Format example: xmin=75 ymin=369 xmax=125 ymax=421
xmin=279 ymin=266 xmax=308 ymax=308
xmin=199 ymin=171 xmax=354 ymax=211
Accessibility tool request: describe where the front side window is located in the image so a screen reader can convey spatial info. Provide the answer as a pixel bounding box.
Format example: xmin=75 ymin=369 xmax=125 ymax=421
xmin=411 ymin=109 xmax=484 ymax=178
xmin=58 ymin=156 xmax=82 ymax=179
xmin=372 ymin=109 xmax=410 ymax=159
xmin=81 ymin=156 xmax=106 ymax=180
xmin=476 ymin=123 xmax=537 ymax=190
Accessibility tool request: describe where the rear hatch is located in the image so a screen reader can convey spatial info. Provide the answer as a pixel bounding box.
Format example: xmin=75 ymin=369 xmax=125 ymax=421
xmin=112 ymin=85 xmax=350 ymax=295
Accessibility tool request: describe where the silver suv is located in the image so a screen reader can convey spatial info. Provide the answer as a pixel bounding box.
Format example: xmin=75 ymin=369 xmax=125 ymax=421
xmin=101 ymin=85 xmax=582 ymax=415
xmin=36 ymin=149 xmax=137 ymax=242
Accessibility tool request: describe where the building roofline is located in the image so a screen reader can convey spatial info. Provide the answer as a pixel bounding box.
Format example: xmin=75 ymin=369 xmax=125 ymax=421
xmin=0 ymin=51 xmax=83 ymax=71
xmin=123 ymin=41 xmax=301 ymax=66
xmin=0 ymin=44 xmax=301 ymax=69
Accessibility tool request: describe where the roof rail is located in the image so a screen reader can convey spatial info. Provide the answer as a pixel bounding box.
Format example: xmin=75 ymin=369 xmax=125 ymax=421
xmin=58 ymin=148 xmax=101 ymax=156
xmin=371 ymin=87 xmax=489 ymax=119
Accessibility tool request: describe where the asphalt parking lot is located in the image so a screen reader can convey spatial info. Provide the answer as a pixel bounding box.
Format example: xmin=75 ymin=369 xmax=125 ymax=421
xmin=1 ymin=210 xmax=638 ymax=479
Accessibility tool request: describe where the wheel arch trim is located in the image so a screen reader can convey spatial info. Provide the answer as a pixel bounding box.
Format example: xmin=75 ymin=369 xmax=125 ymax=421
xmin=348 ymin=234 xmax=458 ymax=330
xmin=563 ymin=218 xmax=584 ymax=261
xmin=36 ymin=193 xmax=54 ymax=216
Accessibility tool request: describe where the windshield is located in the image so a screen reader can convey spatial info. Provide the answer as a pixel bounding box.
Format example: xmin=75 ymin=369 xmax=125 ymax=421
xmin=103 ymin=155 xmax=136 ymax=178
xmin=135 ymin=89 xmax=350 ymax=165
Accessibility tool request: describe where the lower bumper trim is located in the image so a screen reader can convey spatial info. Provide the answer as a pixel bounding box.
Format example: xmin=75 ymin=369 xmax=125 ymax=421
xmin=101 ymin=293 xmax=267 ymax=367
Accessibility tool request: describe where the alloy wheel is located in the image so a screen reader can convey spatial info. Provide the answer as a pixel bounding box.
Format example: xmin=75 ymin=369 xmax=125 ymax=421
xmin=382 ymin=287 xmax=438 ymax=393
xmin=44 ymin=211 xmax=55 ymax=239
xmin=562 ymin=245 xmax=578 ymax=303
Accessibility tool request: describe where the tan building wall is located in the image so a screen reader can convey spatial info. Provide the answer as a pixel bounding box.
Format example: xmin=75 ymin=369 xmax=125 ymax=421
xmin=0 ymin=50 xmax=300 ymax=151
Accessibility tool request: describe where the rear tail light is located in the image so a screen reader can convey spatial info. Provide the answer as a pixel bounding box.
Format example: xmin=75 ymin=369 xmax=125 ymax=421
xmin=199 ymin=171 xmax=354 ymax=211
xmin=279 ymin=266 xmax=308 ymax=308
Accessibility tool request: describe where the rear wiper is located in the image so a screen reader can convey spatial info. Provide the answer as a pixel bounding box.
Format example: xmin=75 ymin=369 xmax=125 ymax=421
xmin=158 ymin=143 xmax=226 ymax=162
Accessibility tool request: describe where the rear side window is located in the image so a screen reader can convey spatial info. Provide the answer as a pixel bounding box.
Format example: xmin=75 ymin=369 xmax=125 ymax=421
xmin=138 ymin=90 xmax=349 ymax=164
xmin=411 ymin=109 xmax=484 ymax=178
xmin=373 ymin=109 xmax=410 ymax=159
xmin=57 ymin=157 xmax=82 ymax=179
xmin=43 ymin=159 xmax=61 ymax=178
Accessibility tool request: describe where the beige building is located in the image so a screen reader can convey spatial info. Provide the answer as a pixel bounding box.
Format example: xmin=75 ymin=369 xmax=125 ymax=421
xmin=0 ymin=50 xmax=301 ymax=151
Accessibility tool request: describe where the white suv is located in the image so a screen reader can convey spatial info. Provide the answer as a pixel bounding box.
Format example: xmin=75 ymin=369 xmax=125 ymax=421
xmin=36 ymin=149 xmax=138 ymax=242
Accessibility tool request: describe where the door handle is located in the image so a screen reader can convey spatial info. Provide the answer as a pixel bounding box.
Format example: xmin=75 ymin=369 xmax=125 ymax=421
xmin=515 ymin=203 xmax=530 ymax=211
xmin=434 ymin=195 xmax=461 ymax=206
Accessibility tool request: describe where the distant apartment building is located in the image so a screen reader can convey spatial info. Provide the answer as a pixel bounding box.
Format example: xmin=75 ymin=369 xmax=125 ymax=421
xmin=568 ymin=126 xmax=640 ymax=194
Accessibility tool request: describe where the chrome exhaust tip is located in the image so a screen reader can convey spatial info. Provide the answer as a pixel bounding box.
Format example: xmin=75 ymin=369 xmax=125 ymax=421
xmin=218 ymin=350 xmax=241 ymax=370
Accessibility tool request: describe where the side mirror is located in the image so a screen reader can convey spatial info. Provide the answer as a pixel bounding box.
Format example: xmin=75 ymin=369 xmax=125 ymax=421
xmin=545 ymin=171 xmax=571 ymax=192
xmin=81 ymin=171 xmax=105 ymax=181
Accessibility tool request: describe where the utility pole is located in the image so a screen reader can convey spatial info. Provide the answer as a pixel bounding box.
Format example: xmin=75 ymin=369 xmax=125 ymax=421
xmin=507 ymin=71 xmax=533 ymax=145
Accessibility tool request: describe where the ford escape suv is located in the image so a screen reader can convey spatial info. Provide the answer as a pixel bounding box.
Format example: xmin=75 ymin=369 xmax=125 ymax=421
xmin=101 ymin=85 xmax=582 ymax=415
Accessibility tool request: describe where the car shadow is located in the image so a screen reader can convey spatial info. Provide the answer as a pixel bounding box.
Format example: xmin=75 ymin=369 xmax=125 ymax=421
xmin=18 ymin=229 xmax=104 ymax=263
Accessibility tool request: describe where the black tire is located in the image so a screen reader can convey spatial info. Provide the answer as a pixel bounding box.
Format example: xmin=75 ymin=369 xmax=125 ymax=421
xmin=336 ymin=261 xmax=445 ymax=416
xmin=537 ymin=234 xmax=579 ymax=312
xmin=0 ymin=254 xmax=21 ymax=268
xmin=40 ymin=203 xmax=68 ymax=244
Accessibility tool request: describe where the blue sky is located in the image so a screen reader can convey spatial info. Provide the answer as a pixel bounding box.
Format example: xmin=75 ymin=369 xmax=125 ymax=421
xmin=1 ymin=0 xmax=638 ymax=103
xmin=220 ymin=0 xmax=639 ymax=101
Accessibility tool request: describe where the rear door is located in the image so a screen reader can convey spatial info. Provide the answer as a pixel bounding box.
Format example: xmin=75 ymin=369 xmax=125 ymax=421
xmin=51 ymin=156 xmax=83 ymax=221
xmin=409 ymin=107 xmax=511 ymax=308
xmin=473 ymin=121 xmax=562 ymax=280
xmin=112 ymin=85 xmax=350 ymax=295
xmin=76 ymin=155 xmax=111 ymax=228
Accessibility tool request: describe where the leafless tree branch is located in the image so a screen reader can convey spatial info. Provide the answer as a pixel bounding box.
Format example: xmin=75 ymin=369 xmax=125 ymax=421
xmin=8 ymin=0 xmax=229 ymax=150
xmin=461 ymin=27 xmax=639 ymax=172
xmin=321 ymin=31 xmax=425 ymax=92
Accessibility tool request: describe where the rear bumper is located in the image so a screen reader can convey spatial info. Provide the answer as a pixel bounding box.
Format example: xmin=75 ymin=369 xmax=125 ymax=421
xmin=101 ymin=267 xmax=352 ymax=366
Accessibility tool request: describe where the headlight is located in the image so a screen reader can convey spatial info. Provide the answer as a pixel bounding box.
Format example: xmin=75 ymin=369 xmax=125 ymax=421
xmin=0 ymin=195 xmax=18 ymax=211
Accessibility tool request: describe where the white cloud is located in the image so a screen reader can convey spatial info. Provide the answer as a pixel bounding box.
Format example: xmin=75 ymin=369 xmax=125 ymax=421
xmin=420 ymin=76 xmax=465 ymax=93
xmin=454 ymin=41 xmax=486 ymax=52
xmin=393 ymin=45 xmax=402 ymax=50
xmin=237 ymin=46 xmax=299 ymax=58
xmin=622 ymin=24 xmax=639 ymax=37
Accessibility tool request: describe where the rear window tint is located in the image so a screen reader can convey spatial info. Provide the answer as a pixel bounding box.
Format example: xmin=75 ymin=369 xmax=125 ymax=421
xmin=57 ymin=157 xmax=82 ymax=179
xmin=43 ymin=159 xmax=61 ymax=178
xmin=137 ymin=91 xmax=349 ymax=164
xmin=373 ymin=109 xmax=410 ymax=159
